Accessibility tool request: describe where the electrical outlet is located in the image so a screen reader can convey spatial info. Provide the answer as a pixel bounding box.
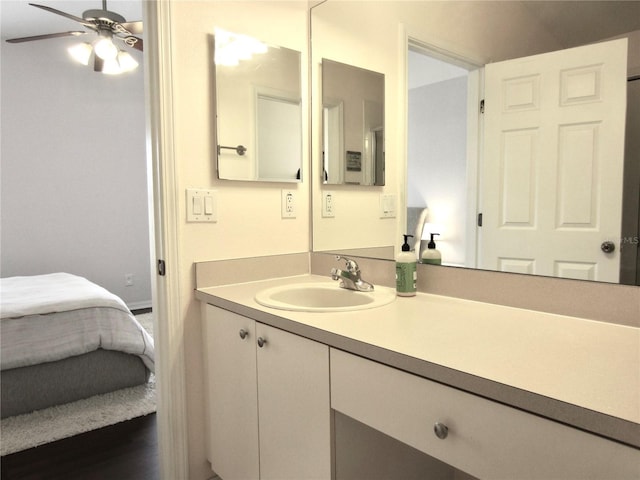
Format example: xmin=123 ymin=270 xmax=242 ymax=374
xmin=322 ymin=191 xmax=335 ymax=218
xmin=125 ymin=273 xmax=134 ymax=286
xmin=281 ymin=190 xmax=296 ymax=218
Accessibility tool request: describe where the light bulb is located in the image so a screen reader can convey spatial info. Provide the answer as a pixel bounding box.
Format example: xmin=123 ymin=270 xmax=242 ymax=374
xmin=117 ymin=51 xmax=138 ymax=73
xmin=68 ymin=43 xmax=92 ymax=65
xmin=94 ymin=36 xmax=118 ymax=61
xmin=102 ymin=57 xmax=122 ymax=75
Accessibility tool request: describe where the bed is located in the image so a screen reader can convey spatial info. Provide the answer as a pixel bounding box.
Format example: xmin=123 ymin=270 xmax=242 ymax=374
xmin=0 ymin=273 xmax=155 ymax=418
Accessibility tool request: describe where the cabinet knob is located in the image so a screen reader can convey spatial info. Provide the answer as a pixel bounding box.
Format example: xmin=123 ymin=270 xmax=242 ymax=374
xmin=257 ymin=337 xmax=268 ymax=348
xmin=239 ymin=329 xmax=248 ymax=340
xmin=434 ymin=422 xmax=449 ymax=440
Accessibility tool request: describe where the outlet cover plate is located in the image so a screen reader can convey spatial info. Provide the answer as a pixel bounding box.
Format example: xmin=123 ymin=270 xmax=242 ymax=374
xmin=281 ymin=190 xmax=296 ymax=218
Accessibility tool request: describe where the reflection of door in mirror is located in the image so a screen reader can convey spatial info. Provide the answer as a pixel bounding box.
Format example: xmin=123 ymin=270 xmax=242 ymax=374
xmin=481 ymin=39 xmax=627 ymax=283
xmin=322 ymin=59 xmax=385 ymax=186
xmin=323 ymin=100 xmax=344 ymax=184
xmin=408 ymin=38 xmax=630 ymax=284
xmin=215 ymin=29 xmax=302 ymax=182
xmin=363 ymin=100 xmax=384 ymax=186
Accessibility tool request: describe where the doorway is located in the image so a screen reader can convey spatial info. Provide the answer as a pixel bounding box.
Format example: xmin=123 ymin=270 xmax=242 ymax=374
xmin=406 ymin=42 xmax=480 ymax=267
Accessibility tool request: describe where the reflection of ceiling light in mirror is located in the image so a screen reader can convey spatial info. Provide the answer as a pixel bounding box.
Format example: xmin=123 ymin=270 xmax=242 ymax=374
xmin=68 ymin=43 xmax=92 ymax=65
xmin=214 ymin=28 xmax=268 ymax=66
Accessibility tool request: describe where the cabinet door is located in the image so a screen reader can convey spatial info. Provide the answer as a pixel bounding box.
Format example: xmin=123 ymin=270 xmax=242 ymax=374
xmin=256 ymin=323 xmax=331 ymax=480
xmin=204 ymin=305 xmax=259 ymax=480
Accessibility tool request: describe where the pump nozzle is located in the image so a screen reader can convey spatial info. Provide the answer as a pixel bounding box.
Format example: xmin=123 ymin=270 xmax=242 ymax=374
xmin=402 ymin=234 xmax=414 ymax=252
xmin=428 ymin=233 xmax=440 ymax=249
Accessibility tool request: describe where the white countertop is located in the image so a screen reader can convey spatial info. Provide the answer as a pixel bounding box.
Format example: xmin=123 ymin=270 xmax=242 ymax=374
xmin=196 ymin=274 xmax=640 ymax=447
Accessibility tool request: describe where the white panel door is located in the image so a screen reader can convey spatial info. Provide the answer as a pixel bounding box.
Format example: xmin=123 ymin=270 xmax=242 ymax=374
xmin=481 ymin=39 xmax=628 ymax=282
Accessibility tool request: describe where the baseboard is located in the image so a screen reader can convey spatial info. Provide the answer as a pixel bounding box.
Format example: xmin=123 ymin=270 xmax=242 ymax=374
xmin=128 ymin=300 xmax=153 ymax=312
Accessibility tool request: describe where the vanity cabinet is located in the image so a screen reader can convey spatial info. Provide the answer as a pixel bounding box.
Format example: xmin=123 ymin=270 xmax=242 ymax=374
xmin=331 ymin=348 xmax=639 ymax=480
xmin=203 ymin=304 xmax=331 ymax=480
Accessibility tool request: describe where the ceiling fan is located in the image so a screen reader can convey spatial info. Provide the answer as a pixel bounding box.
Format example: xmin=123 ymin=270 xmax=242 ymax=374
xmin=6 ymin=1 xmax=143 ymax=74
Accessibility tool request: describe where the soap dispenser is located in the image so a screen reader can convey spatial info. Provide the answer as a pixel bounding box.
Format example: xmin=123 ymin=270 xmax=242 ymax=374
xmin=420 ymin=233 xmax=442 ymax=265
xmin=396 ymin=234 xmax=417 ymax=297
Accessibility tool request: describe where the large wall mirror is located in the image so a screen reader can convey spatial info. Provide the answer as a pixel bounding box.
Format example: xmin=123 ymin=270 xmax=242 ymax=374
xmin=322 ymin=59 xmax=385 ymax=186
xmin=311 ymin=1 xmax=640 ymax=285
xmin=215 ymin=29 xmax=303 ymax=182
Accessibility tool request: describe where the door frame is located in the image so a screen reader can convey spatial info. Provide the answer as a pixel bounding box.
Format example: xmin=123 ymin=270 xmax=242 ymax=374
xmin=143 ymin=1 xmax=189 ymax=478
xmin=404 ymin=29 xmax=485 ymax=268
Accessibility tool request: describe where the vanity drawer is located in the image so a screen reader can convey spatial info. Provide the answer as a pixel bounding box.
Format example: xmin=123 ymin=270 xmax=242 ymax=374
xmin=330 ymin=349 xmax=639 ymax=479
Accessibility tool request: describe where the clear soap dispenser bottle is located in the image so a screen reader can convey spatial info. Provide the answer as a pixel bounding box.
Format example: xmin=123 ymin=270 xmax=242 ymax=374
xmin=396 ymin=234 xmax=416 ymax=296
xmin=421 ymin=233 xmax=442 ymax=265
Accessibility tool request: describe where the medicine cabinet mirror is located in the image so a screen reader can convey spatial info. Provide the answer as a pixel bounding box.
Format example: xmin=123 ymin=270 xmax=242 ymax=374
xmin=322 ymin=59 xmax=385 ymax=186
xmin=215 ymin=29 xmax=303 ymax=182
xmin=311 ymin=0 xmax=640 ymax=285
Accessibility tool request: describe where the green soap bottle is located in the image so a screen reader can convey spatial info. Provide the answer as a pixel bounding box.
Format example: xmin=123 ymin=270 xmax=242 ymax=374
xmin=421 ymin=233 xmax=442 ymax=265
xmin=396 ymin=234 xmax=416 ymax=297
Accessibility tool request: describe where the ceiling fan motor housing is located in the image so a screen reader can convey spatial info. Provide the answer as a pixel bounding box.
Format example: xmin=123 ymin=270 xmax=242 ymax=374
xmin=83 ymin=9 xmax=126 ymax=28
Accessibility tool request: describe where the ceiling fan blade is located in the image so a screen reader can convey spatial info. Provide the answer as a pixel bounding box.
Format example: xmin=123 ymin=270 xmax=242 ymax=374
xmin=28 ymin=3 xmax=94 ymax=28
xmin=6 ymin=31 xmax=87 ymax=43
xmin=123 ymin=36 xmax=143 ymax=52
xmin=94 ymin=55 xmax=104 ymax=73
xmin=118 ymin=21 xmax=143 ymax=35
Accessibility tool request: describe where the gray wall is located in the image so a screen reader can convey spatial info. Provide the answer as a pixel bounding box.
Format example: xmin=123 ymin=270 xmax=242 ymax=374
xmin=0 ymin=7 xmax=151 ymax=309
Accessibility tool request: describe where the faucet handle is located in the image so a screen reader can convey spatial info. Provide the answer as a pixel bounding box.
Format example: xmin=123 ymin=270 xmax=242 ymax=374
xmin=335 ymin=255 xmax=360 ymax=273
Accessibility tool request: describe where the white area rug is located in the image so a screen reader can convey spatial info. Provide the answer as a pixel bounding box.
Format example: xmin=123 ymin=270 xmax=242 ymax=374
xmin=1 ymin=313 xmax=156 ymax=456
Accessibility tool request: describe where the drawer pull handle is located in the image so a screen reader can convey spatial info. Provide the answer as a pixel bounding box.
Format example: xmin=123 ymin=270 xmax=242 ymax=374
xmin=257 ymin=337 xmax=268 ymax=348
xmin=239 ymin=329 xmax=249 ymax=340
xmin=434 ymin=422 xmax=449 ymax=440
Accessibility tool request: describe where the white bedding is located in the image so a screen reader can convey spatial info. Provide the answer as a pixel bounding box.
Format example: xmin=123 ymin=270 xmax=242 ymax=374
xmin=0 ymin=273 xmax=154 ymax=372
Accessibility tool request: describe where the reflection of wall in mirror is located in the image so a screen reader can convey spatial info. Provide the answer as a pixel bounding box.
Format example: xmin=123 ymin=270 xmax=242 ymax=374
xmin=323 ymin=60 xmax=384 ymax=186
xmin=217 ymin=43 xmax=300 ymax=181
xmin=256 ymin=91 xmax=302 ymax=181
xmin=408 ymin=76 xmax=468 ymax=267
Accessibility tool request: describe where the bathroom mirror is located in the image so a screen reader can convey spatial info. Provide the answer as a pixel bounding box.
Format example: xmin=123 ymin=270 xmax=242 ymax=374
xmin=322 ymin=59 xmax=385 ymax=186
xmin=215 ymin=29 xmax=303 ymax=182
xmin=311 ymin=1 xmax=640 ymax=285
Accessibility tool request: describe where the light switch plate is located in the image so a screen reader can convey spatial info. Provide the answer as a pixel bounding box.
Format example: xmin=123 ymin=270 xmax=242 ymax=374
xmin=379 ymin=193 xmax=396 ymax=218
xmin=187 ymin=188 xmax=217 ymax=222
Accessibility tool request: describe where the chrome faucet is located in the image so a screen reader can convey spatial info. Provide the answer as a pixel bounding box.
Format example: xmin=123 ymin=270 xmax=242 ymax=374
xmin=331 ymin=255 xmax=374 ymax=292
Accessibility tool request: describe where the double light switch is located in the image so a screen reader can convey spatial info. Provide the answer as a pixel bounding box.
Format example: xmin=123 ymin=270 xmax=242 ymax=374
xmin=187 ymin=189 xmax=217 ymax=222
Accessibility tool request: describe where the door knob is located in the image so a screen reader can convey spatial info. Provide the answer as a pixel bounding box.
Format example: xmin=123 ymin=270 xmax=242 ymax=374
xmin=257 ymin=337 xmax=267 ymax=348
xmin=601 ymin=241 xmax=615 ymax=253
xmin=239 ymin=329 xmax=248 ymax=340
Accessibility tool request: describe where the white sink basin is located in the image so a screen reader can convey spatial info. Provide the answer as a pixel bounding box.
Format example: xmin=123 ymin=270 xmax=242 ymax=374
xmin=254 ymin=282 xmax=396 ymax=312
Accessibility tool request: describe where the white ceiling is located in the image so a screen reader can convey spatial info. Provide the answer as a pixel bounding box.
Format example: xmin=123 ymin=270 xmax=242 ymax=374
xmin=520 ymin=0 xmax=640 ymax=48
xmin=0 ymin=1 xmax=143 ymax=40
xmin=2 ymin=1 xmax=639 ymax=42
xmin=407 ymin=0 xmax=640 ymax=89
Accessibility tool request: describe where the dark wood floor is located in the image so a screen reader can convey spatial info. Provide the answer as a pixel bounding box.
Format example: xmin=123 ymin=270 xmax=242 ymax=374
xmin=1 ymin=413 xmax=159 ymax=480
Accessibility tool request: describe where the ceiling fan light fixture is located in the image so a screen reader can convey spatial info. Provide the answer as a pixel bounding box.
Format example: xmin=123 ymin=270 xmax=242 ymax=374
xmin=116 ymin=50 xmax=138 ymax=73
xmin=101 ymin=57 xmax=122 ymax=75
xmin=94 ymin=34 xmax=118 ymax=61
xmin=68 ymin=42 xmax=92 ymax=66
